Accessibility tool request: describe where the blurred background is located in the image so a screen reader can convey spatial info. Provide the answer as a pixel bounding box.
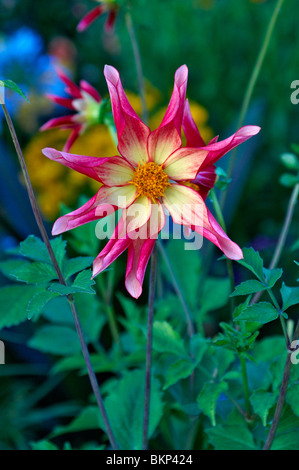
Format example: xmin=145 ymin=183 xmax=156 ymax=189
xmin=0 ymin=0 xmax=299 ymax=449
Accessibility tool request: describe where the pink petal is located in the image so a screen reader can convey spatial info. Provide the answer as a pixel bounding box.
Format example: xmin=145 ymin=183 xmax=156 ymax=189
xmin=148 ymin=65 xmax=188 ymax=165
xmin=191 ymin=164 xmax=216 ymax=200
xmin=162 ymin=184 xmax=205 ymax=228
xmin=63 ymin=127 xmax=81 ymax=152
xmin=77 ymin=5 xmax=106 ymax=32
xmin=40 ymin=115 xmax=74 ymax=131
xmin=55 ymin=66 xmax=82 ymax=99
xmin=79 ymin=80 xmax=101 ymax=103
xmin=194 ymin=209 xmax=243 ymax=260
xmin=124 ymin=196 xmax=152 ymax=233
xmin=125 ymin=237 xmax=156 ymax=298
xmin=46 ymin=93 xmax=75 ymax=110
xmin=52 ymin=190 xmax=116 ymax=235
xmin=163 ymin=147 xmax=208 ymax=181
xmin=104 ymin=65 xmax=150 ymax=166
xmin=42 ymin=147 xmax=111 ymax=182
xmin=183 ymin=99 xmax=206 ymax=147
xmin=104 ymin=9 xmax=118 ymax=33
xmin=94 ymin=156 xmax=134 ymax=186
xmin=201 ymin=125 xmax=261 ymax=170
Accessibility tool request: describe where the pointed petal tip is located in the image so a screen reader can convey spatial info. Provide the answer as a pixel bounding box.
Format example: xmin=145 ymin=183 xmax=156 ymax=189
xmin=104 ymin=64 xmax=119 ymax=85
xmin=125 ymin=277 xmax=142 ymax=299
xmin=175 ymin=64 xmax=188 ymax=87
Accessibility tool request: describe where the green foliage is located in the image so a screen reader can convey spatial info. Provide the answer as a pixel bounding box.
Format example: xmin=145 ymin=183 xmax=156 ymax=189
xmin=0 ymin=79 xmax=30 ymax=102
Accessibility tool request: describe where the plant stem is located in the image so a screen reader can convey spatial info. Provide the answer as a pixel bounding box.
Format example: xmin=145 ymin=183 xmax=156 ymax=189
xmin=221 ymin=0 xmax=285 ymax=207
xmin=251 ymin=182 xmax=299 ymax=305
xmin=157 ymin=241 xmax=195 ymax=338
xmin=1 ymin=103 xmax=118 ymax=450
xmin=125 ymin=9 xmax=149 ymax=125
xmin=142 ymin=245 xmax=157 ymax=450
xmin=240 ymin=356 xmax=251 ymax=418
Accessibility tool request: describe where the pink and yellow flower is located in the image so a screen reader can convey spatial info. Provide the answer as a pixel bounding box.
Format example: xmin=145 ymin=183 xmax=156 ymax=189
xmin=41 ymin=67 xmax=102 ymax=152
xmin=77 ymin=1 xmax=119 ymax=33
xmin=42 ymin=65 xmax=260 ymax=298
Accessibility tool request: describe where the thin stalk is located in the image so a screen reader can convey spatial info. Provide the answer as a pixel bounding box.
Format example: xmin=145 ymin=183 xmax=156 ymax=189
xmin=266 ymin=287 xmax=290 ymax=348
xmin=1 ymin=103 xmax=118 ymax=450
xmin=96 ymin=275 xmax=122 ymax=351
xmin=251 ymin=182 xmax=299 ymax=305
xmin=157 ymin=241 xmax=195 ymax=338
xmin=240 ymin=356 xmax=251 ymax=418
xmin=142 ymin=245 xmax=157 ymax=450
xmin=125 ymin=10 xmax=148 ymax=125
xmin=263 ymin=319 xmax=299 ymax=450
xmin=221 ymin=0 xmax=285 ymax=207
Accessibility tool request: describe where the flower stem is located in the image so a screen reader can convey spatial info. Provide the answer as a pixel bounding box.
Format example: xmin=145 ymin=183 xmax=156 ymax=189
xmin=263 ymin=319 xmax=299 ymax=450
xmin=251 ymin=181 xmax=299 ymax=305
xmin=157 ymin=240 xmax=195 ymax=338
xmin=125 ymin=9 xmax=149 ymax=125
xmin=142 ymin=245 xmax=157 ymax=450
xmin=1 ymin=103 xmax=118 ymax=450
xmin=240 ymin=355 xmax=251 ymax=419
xmin=222 ymin=0 xmax=285 ymax=206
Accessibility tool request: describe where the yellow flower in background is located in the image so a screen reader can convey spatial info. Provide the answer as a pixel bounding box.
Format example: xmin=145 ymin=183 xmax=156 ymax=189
xmin=24 ymin=125 xmax=117 ymax=219
xmin=150 ymin=100 xmax=214 ymax=144
xmin=124 ymin=82 xmax=162 ymax=117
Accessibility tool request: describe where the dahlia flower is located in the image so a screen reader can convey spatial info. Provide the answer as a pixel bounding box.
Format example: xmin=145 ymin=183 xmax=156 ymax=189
xmin=42 ymin=65 xmax=260 ymax=298
xmin=41 ymin=67 xmax=102 ymax=152
xmin=77 ymin=1 xmax=119 ymax=33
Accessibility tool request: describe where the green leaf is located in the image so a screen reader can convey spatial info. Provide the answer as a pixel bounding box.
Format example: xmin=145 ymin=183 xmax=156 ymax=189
xmin=263 ymin=267 xmax=283 ymax=288
xmin=51 ymin=406 xmax=100 ymax=437
xmin=153 ymin=321 xmax=187 ymax=357
xmin=0 ymin=259 xmax=31 ymax=280
xmin=10 ymin=262 xmax=58 ymax=284
xmin=237 ymin=247 xmax=264 ymax=281
xmin=190 ymin=334 xmax=209 ymax=363
xmin=280 ymin=283 xmax=299 ymax=311
xmin=30 ymin=440 xmax=59 ymax=450
xmin=206 ymin=424 xmax=257 ymax=450
xmin=250 ymin=390 xmax=277 ymax=426
xmin=10 ymin=235 xmax=66 ymax=269
xmin=63 ymin=257 xmax=93 ymax=279
xmin=27 ymin=290 xmax=60 ymax=320
xmin=163 ymin=359 xmax=196 ymax=390
xmin=49 ymin=270 xmax=95 ymax=295
xmin=198 ymin=277 xmax=231 ymax=317
xmin=0 ymin=79 xmax=30 ymax=102
xmin=197 ymin=381 xmax=228 ymax=426
xmin=234 ymin=302 xmax=279 ymax=324
xmin=28 ymin=326 xmax=81 ymax=356
xmin=99 ymin=370 xmax=164 ymax=450
xmin=230 ymin=279 xmax=266 ymax=297
xmin=0 ymin=285 xmax=46 ymax=329
xmin=280 ymin=173 xmax=299 ymax=188
xmin=280 ymin=152 xmax=299 ymax=171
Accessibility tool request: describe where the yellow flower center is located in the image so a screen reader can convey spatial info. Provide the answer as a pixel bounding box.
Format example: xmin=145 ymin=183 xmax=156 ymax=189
xmin=130 ymin=161 xmax=171 ymax=202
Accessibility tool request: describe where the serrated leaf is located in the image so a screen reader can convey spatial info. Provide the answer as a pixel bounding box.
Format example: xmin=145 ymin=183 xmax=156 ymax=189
xmin=230 ymin=280 xmax=266 ymax=297
xmin=49 ymin=270 xmax=95 ymax=295
xmin=206 ymin=424 xmax=257 ymax=450
xmin=63 ymin=257 xmax=93 ymax=279
xmin=28 ymin=326 xmax=81 ymax=356
xmin=237 ymin=247 xmax=264 ymax=281
xmin=10 ymin=262 xmax=57 ymax=284
xmin=197 ymin=381 xmax=228 ymax=426
xmin=10 ymin=235 xmax=66 ymax=269
xmin=234 ymin=302 xmax=279 ymax=324
xmin=98 ymin=370 xmax=163 ymax=450
xmin=0 ymin=284 xmax=46 ymax=329
xmin=280 ymin=283 xmax=299 ymax=311
xmin=0 ymin=79 xmax=30 ymax=102
xmin=27 ymin=290 xmax=60 ymax=320
xmin=0 ymin=259 xmax=31 ymax=280
xmin=163 ymin=359 xmax=196 ymax=389
xmin=153 ymin=321 xmax=187 ymax=357
xmin=250 ymin=390 xmax=277 ymax=426
xmin=263 ymin=267 xmax=283 ymax=288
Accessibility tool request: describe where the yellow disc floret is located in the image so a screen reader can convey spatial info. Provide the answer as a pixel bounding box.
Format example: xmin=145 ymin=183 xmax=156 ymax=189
xmin=130 ymin=161 xmax=171 ymax=203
